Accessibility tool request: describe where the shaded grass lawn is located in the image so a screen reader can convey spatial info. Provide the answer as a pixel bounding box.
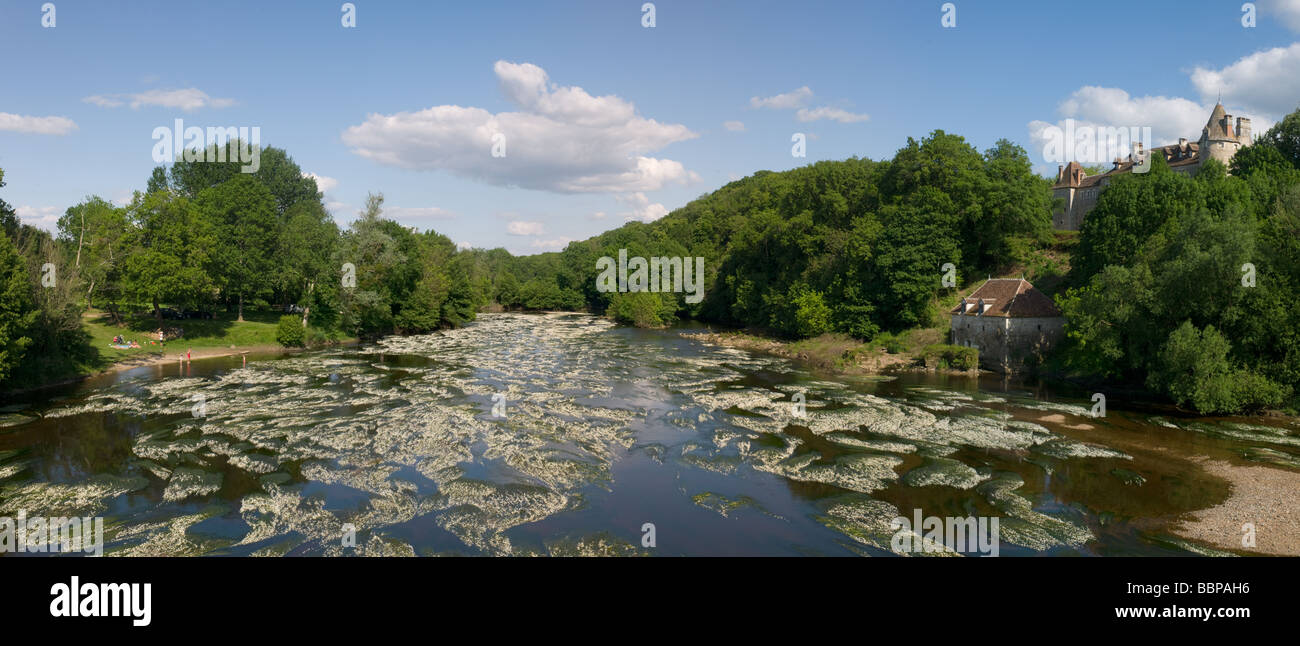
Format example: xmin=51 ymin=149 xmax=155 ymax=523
xmin=84 ymin=308 xmax=281 ymax=364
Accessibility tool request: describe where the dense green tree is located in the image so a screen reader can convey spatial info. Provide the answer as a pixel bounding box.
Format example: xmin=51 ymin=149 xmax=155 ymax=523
xmin=122 ymin=190 xmax=216 ymax=324
xmin=277 ymin=200 xmax=339 ymax=324
xmin=1072 ymin=155 xmax=1202 ymax=281
xmin=1254 ymin=107 xmax=1300 ymax=169
xmin=57 ymin=197 xmax=128 ymax=315
xmin=197 ymin=175 xmax=278 ymax=320
xmin=0 ymin=229 xmax=36 ymax=384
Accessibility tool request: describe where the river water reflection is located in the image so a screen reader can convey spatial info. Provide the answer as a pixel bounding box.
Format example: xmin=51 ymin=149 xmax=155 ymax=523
xmin=2 ymin=313 xmax=1297 ymax=556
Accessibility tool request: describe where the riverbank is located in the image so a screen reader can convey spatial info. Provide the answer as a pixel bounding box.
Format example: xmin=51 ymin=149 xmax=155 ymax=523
xmin=2 ymin=309 xmax=353 ymax=397
xmin=682 ymin=328 xmax=978 ymax=376
xmin=1173 ymin=458 xmax=1300 ymax=556
xmin=689 ymin=323 xmax=1300 ymax=556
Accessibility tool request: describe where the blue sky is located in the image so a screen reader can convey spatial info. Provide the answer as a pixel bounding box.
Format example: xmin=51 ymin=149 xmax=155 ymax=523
xmin=3 ymin=0 xmax=1300 ymax=253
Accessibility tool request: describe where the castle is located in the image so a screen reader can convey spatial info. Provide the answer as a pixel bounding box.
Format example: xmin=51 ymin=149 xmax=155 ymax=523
xmin=1051 ymin=103 xmax=1252 ymax=230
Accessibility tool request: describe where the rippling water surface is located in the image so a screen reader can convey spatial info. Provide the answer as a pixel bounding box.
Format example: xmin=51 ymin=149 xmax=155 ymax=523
xmin=2 ymin=312 xmax=1298 ymax=556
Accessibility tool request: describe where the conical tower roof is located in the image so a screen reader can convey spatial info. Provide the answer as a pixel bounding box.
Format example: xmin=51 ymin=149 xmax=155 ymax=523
xmin=1204 ymin=102 xmax=1234 ymax=140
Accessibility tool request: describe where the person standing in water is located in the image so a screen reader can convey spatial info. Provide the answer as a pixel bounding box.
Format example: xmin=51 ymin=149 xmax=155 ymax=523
xmin=186 ymin=348 xmax=191 ymax=362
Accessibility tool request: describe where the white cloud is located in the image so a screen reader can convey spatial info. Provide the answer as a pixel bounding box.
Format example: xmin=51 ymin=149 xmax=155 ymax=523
xmin=507 ymin=220 xmax=545 ymax=236
xmin=1026 ymin=86 xmax=1227 ymax=166
xmin=1261 ymin=0 xmax=1300 ymax=31
xmin=750 ymin=86 xmax=812 ymax=110
xmin=83 ymin=88 xmax=236 ymax=111
xmin=723 ymin=120 xmax=745 ymax=131
xmin=618 ymin=192 xmax=669 ymax=223
xmin=796 ymin=107 xmax=869 ymax=123
xmin=16 ymin=205 xmax=61 ymax=231
xmin=386 ymin=206 xmax=456 ymax=220
xmin=457 ymin=241 xmax=472 ymax=250
xmin=0 ymin=113 xmax=78 ymax=135
xmin=1190 ymin=42 xmax=1300 ymax=120
xmin=302 ymin=172 xmax=338 ymax=194
xmin=1055 ymin=87 xmax=1210 ymax=142
xmin=530 ymin=237 xmax=572 ymax=252
xmin=1026 ymin=56 xmax=1295 ymax=170
xmin=342 ymin=61 xmax=699 ymax=194
xmin=590 ymin=211 xmax=607 ymax=220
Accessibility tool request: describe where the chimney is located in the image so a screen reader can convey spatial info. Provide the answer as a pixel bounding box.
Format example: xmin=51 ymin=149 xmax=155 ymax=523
xmin=1237 ymin=117 xmax=1252 ymax=142
xmin=1056 ymin=165 xmax=1064 ymax=183
xmin=1179 ymin=137 xmax=1187 ymax=147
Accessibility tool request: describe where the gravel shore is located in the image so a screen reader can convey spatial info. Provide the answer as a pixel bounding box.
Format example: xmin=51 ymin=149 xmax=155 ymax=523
xmin=1174 ymin=459 xmax=1300 ymax=556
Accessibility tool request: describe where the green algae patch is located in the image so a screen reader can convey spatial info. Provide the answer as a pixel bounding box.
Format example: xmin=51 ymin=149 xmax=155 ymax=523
xmin=163 ymin=467 xmax=224 ymax=502
xmin=545 ymin=531 xmax=644 ymax=557
xmin=903 ymin=457 xmax=989 ymax=489
xmin=691 ymin=492 xmax=769 ymax=518
xmin=1111 ymin=468 xmax=1146 ymax=486
xmin=812 ymin=493 xmax=958 ymax=556
xmin=976 ymin=473 xmax=1091 ymax=550
xmin=0 ymin=474 xmax=148 ymax=517
xmin=1033 ymin=440 xmax=1131 ymax=461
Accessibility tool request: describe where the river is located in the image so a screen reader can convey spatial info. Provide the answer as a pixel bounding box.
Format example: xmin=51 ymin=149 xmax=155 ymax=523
xmin=2 ymin=312 xmax=1297 ymax=556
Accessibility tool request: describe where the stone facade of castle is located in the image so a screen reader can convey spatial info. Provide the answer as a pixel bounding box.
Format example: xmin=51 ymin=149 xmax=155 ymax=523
xmin=1051 ymin=103 xmax=1252 ymax=230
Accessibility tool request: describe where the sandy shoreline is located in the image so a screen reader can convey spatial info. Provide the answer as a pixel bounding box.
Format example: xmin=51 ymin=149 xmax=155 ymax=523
xmin=1172 ymin=458 xmax=1300 ymax=556
xmin=4 ymin=345 xmax=289 ymax=396
xmin=103 ymin=344 xmax=287 ymax=373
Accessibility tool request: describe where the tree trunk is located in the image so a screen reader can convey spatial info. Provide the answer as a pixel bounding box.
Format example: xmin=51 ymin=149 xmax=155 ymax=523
xmin=237 ymin=292 xmax=244 ymax=322
xmin=301 ymin=280 xmax=314 ymax=327
xmin=74 ymin=210 xmax=85 ymax=269
xmin=153 ymin=296 xmax=161 ymax=327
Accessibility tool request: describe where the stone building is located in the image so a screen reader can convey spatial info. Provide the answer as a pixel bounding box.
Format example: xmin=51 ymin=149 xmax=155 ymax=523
xmin=1052 ymin=102 xmax=1251 ymax=230
xmin=950 ymin=278 xmax=1064 ymax=373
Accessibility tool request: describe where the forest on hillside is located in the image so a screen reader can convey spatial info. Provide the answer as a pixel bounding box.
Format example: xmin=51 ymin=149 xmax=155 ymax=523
xmin=3 ymin=109 xmax=1300 ymax=414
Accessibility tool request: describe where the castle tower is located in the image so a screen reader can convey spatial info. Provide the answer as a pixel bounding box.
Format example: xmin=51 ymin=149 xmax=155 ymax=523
xmin=1199 ymin=102 xmax=1248 ymax=167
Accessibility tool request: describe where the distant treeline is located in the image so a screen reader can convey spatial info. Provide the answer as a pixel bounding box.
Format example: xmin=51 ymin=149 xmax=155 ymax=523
xmin=4 ymin=108 xmax=1300 ymax=414
xmin=0 ymin=143 xmax=481 ymax=386
xmin=484 ymin=111 xmax=1300 ymax=414
xmin=491 ymin=132 xmax=1057 ymax=337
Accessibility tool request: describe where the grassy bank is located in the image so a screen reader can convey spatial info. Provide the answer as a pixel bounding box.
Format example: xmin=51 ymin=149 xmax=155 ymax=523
xmin=5 ymin=309 xmax=351 ymax=394
xmin=84 ymin=309 xmax=282 ymax=362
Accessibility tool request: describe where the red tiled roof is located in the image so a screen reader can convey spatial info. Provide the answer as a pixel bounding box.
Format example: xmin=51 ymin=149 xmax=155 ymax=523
xmin=952 ymin=278 xmax=1061 ymax=318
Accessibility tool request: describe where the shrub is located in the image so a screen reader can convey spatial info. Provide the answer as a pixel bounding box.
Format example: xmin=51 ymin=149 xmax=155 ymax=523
xmin=606 ymin=291 xmax=677 ymax=328
xmin=1148 ymin=322 xmax=1288 ymax=414
xmin=790 ymin=288 xmax=832 ymax=338
xmin=304 ymin=326 xmax=341 ymax=348
xmin=275 ymin=315 xmax=305 ymax=347
xmin=920 ymin=344 xmax=978 ymax=371
xmin=872 ymin=331 xmax=905 ymax=354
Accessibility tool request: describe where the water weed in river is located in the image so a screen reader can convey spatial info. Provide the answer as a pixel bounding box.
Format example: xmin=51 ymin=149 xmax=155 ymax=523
xmin=0 ymin=313 xmax=1297 ymax=556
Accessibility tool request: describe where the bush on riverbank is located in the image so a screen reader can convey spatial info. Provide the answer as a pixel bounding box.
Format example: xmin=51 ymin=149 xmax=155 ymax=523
xmin=275 ymin=315 xmax=305 ymax=347
xmin=606 ymin=291 xmax=677 ymax=328
xmin=919 ymin=344 xmax=979 ymax=371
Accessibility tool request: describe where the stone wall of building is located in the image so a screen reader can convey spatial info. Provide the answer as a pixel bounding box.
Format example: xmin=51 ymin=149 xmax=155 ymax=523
xmin=1052 ymin=184 xmax=1102 ymax=230
xmin=951 ymin=314 xmax=1065 ymax=373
